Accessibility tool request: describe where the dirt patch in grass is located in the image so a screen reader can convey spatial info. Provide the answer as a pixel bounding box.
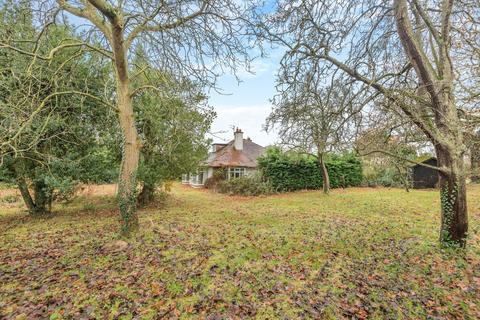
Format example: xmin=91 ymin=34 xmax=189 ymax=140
xmin=75 ymin=184 xmax=117 ymax=197
xmin=1 ymin=184 xmax=480 ymax=319
xmin=0 ymin=188 xmax=20 ymax=199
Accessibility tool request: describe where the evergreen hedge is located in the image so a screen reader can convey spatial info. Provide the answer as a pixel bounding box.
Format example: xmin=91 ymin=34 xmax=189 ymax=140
xmin=258 ymin=147 xmax=363 ymax=192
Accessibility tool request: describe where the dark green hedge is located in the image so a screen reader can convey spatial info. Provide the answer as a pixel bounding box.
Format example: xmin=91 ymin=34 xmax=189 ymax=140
xmin=258 ymin=147 xmax=362 ymax=192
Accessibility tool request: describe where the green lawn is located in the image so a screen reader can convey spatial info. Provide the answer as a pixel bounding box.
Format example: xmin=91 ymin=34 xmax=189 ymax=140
xmin=1 ymin=184 xmax=479 ymax=319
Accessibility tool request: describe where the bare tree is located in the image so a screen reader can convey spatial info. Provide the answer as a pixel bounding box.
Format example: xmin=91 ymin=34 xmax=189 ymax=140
xmin=264 ymin=0 xmax=480 ymax=246
xmin=266 ymin=65 xmax=367 ymax=194
xmin=2 ymin=0 xmax=259 ymax=235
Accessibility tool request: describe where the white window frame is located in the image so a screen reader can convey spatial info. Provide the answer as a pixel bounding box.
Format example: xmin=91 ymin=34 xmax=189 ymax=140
xmin=189 ymin=169 xmax=205 ymax=186
xmin=228 ymin=167 xmax=246 ymax=180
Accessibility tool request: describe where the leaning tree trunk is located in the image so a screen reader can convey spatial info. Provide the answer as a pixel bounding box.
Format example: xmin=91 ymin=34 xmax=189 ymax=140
xmin=13 ymin=163 xmax=49 ymax=215
xmin=16 ymin=175 xmax=36 ymax=214
xmin=318 ymin=152 xmax=330 ymax=194
xmin=112 ymin=24 xmax=141 ymax=236
xmin=17 ymin=179 xmax=50 ymax=215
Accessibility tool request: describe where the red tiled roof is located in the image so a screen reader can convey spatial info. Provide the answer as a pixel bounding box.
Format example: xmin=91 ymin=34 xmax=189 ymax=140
xmin=204 ymin=139 xmax=265 ymax=168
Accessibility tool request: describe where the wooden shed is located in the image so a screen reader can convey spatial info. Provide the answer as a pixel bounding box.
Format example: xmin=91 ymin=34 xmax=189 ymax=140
xmin=411 ymin=157 xmax=439 ymax=189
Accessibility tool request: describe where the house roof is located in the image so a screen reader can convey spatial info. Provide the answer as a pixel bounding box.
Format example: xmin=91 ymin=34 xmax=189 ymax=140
xmin=204 ymin=139 xmax=265 ymax=168
xmin=407 ymin=155 xmax=437 ymax=168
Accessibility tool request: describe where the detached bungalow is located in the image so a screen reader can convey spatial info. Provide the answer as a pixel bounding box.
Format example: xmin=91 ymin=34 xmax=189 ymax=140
xmin=182 ymin=128 xmax=266 ymax=187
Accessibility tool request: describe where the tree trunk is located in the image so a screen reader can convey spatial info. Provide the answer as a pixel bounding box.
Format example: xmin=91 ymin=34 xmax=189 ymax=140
xmin=32 ymin=180 xmax=50 ymax=215
xmin=116 ymin=79 xmax=140 ymax=235
xmin=436 ymin=145 xmax=468 ymax=247
xmin=472 ymin=147 xmax=480 ymax=182
xmin=395 ymin=164 xmax=410 ymax=192
xmin=137 ymin=183 xmax=155 ymax=207
xmin=16 ymin=176 xmax=36 ymax=214
xmin=33 ymin=180 xmax=47 ymax=214
xmin=404 ymin=172 xmax=410 ymax=192
xmin=111 ymin=23 xmax=141 ymax=236
xmin=318 ymin=153 xmax=330 ymax=194
xmin=13 ymin=162 xmax=49 ymax=215
xmin=394 ymin=0 xmax=468 ymax=247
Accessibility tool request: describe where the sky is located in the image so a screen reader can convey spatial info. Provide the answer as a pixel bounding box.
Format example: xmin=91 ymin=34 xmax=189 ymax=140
xmin=206 ymin=0 xmax=281 ymax=147
xmin=207 ymin=48 xmax=283 ymax=147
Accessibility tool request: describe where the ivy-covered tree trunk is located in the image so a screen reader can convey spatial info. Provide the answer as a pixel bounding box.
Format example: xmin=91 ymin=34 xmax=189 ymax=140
xmin=318 ymin=152 xmax=330 ymax=194
xmin=436 ymin=144 xmax=468 ymax=247
xmin=393 ymin=0 xmax=468 ymax=247
xmin=116 ymin=79 xmax=140 ymax=235
xmin=112 ymin=22 xmax=141 ymax=236
xmin=431 ymin=67 xmax=468 ymax=247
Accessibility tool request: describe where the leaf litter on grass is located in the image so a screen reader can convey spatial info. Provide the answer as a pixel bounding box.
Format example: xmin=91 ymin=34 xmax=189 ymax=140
xmin=1 ymin=183 xmax=480 ymax=319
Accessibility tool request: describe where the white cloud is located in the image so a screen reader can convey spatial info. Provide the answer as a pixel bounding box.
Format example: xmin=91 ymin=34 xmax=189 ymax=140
xmin=210 ymin=104 xmax=277 ymax=146
xmin=235 ymin=59 xmax=274 ymax=79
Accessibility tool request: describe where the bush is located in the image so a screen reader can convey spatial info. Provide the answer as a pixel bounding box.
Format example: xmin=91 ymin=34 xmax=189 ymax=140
xmin=217 ymin=174 xmax=274 ymax=196
xmin=362 ymin=165 xmax=409 ymax=188
xmin=204 ymin=169 xmax=226 ymax=190
xmin=258 ymin=147 xmax=363 ymax=192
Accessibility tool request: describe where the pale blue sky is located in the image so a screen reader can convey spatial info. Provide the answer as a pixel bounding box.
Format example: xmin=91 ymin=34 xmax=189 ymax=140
xmin=208 ymin=1 xmax=281 ymax=147
xmin=207 ymin=48 xmax=282 ymax=147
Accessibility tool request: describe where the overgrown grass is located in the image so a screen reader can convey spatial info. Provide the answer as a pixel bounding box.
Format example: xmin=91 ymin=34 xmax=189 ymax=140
xmin=1 ymin=184 xmax=479 ymax=319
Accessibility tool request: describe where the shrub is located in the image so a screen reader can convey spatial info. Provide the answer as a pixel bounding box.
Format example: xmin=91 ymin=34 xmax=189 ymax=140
xmin=258 ymin=147 xmax=363 ymax=192
xmin=326 ymin=153 xmax=363 ymax=188
xmin=204 ymin=169 xmax=227 ymax=190
xmin=362 ymin=166 xmax=381 ymax=187
xmin=217 ymin=174 xmax=274 ymax=196
xmin=362 ymin=165 xmax=409 ymax=188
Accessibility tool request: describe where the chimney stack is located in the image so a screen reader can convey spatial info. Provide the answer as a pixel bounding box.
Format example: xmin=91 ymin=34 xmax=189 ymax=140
xmin=234 ymin=128 xmax=243 ymax=150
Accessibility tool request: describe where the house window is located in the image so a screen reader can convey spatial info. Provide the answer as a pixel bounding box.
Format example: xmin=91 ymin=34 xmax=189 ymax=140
xmin=188 ymin=170 xmax=205 ymax=185
xmin=228 ymin=167 xmax=246 ymax=179
xmin=197 ymin=170 xmax=204 ymax=184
